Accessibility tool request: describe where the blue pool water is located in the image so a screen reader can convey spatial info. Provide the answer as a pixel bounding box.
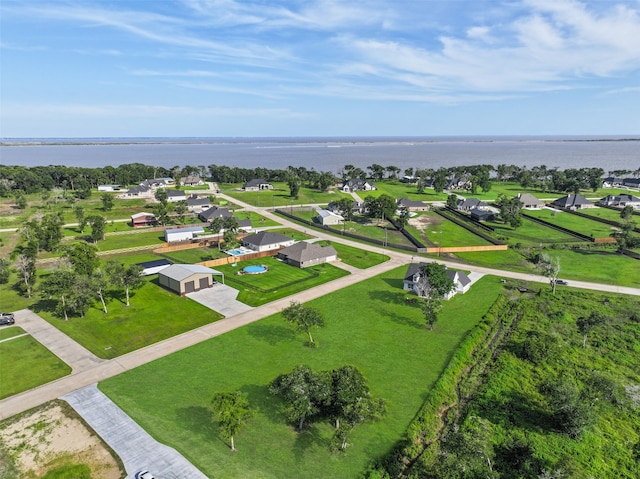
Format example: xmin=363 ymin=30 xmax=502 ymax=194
xmin=243 ymin=265 xmax=267 ymax=274
xmin=227 ymin=249 xmax=244 ymax=256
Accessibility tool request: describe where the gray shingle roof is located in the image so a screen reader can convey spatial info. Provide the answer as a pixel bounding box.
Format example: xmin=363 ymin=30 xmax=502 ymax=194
xmin=279 ymin=241 xmax=337 ymax=263
xmin=243 ymin=231 xmax=292 ymax=246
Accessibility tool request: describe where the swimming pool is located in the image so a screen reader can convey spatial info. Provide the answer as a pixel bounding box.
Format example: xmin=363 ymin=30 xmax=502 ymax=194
xmin=227 ymin=246 xmax=253 ymax=256
xmin=243 ymin=265 xmax=268 ymax=274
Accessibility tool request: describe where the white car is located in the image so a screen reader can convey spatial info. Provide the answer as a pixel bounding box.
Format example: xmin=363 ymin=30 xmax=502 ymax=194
xmin=135 ymin=471 xmax=155 ymax=479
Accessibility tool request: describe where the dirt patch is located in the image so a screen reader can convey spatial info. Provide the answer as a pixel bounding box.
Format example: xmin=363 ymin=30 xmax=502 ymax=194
xmin=0 ymin=400 xmax=124 ymax=479
xmin=408 ymin=215 xmax=441 ymax=233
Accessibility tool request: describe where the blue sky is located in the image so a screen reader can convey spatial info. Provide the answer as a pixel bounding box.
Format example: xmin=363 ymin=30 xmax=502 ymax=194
xmin=1 ymin=0 xmax=639 ymax=137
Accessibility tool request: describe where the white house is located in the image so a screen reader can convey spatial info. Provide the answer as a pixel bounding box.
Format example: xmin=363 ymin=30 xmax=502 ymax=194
xmin=164 ymin=226 xmax=205 ymax=243
xmin=403 ymin=262 xmax=472 ymax=300
xmin=243 ymin=179 xmax=274 ymax=191
xmin=166 ymin=189 xmax=187 ymax=203
xmin=98 ymin=184 xmax=121 ymax=192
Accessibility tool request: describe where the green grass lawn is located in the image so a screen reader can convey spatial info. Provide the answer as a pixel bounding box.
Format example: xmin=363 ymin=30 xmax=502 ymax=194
xmin=488 ymin=216 xmax=585 ymax=245
xmin=159 ymin=247 xmax=228 ymax=264
xmin=32 ymin=277 xmax=224 ymax=359
xmin=525 ymin=209 xmax=618 ymax=238
xmin=0 ymin=326 xmax=25 ymax=341
xmin=221 ymin=183 xmax=348 ymax=207
xmin=99 ymin=272 xmax=503 ymax=479
xmin=362 ymin=182 xmax=449 ymax=202
xmin=417 ymin=211 xmax=493 ymax=247
xmin=233 ymin=210 xmax=281 ymax=227
xmin=217 ymin=257 xmax=350 ymax=306
xmin=0 ymin=333 xmax=71 ymax=399
xmin=576 ymin=206 xmax=629 ymax=223
xmin=316 ymin=240 xmax=389 ymax=269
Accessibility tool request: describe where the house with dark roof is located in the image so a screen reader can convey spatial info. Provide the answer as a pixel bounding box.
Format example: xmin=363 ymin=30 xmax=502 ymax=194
xmin=516 ymin=193 xmax=544 ymax=209
xmin=598 ymin=194 xmax=640 ymax=209
xmin=199 ymin=206 xmax=233 ymax=222
xmin=602 ymin=177 xmax=624 ymax=188
xmin=623 ymin=178 xmax=640 ymax=189
xmin=130 ymin=212 xmax=157 ymax=227
xmin=327 ymin=200 xmax=365 ymax=215
xmin=317 ymin=209 xmax=343 ymax=225
xmin=403 ymin=262 xmax=472 ymax=300
xmin=277 ymin=241 xmax=337 ymax=268
xmin=340 ymin=179 xmax=376 ymax=193
xmin=166 ymin=189 xmax=187 ymax=203
xmin=242 ymin=231 xmax=295 ymax=252
xmin=187 ymin=195 xmax=212 ymax=213
xmin=123 ymin=183 xmax=154 ymax=199
xmin=470 ymin=208 xmax=496 ymax=222
xmin=397 ymin=198 xmax=429 ymax=212
xmin=551 ymin=194 xmax=594 ymax=210
xmin=158 ymin=264 xmax=224 ymax=295
xmin=457 ymin=198 xmax=488 ymax=212
xmin=446 ymin=178 xmax=471 ymax=190
xmin=243 ymin=179 xmax=273 ymax=191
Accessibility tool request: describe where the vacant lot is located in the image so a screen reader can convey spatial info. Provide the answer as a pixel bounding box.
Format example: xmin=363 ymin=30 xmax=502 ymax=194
xmin=100 ymin=272 xmax=502 ymax=479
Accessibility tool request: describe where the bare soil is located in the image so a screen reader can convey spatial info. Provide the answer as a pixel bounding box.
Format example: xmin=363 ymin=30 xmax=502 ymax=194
xmin=0 ymin=401 xmax=123 ymax=479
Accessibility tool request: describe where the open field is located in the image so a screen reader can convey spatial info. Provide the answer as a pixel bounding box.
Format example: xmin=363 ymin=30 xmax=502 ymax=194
xmin=221 ymin=183 xmax=348 ymax=206
xmin=0 ymin=332 xmax=72 ymax=399
xmin=525 ymin=208 xmax=619 ymax=238
xmin=216 ymin=257 xmax=350 ymax=306
xmin=99 ymin=272 xmax=503 ymax=479
xmin=316 ymin=240 xmax=389 ymax=269
xmin=32 ymin=276 xmax=224 ymax=359
xmin=488 ymin=216 xmax=585 ymax=245
xmin=406 ymin=211 xmax=493 ymax=247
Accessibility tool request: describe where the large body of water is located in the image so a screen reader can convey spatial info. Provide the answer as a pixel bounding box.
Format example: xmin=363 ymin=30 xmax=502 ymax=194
xmin=1 ymin=136 xmax=638 ymax=173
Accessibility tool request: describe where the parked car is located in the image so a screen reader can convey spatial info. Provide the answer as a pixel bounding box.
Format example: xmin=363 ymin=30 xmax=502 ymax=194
xmin=0 ymin=313 xmax=15 ymax=326
xmin=135 ymin=471 xmax=155 ymax=479
xmin=555 ymin=279 xmax=569 ymax=286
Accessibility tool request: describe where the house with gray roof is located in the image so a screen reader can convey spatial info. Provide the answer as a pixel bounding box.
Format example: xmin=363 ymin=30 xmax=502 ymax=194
xmin=243 ymin=179 xmax=273 ymax=191
xmin=551 ymin=194 xmax=594 ymax=210
xmin=187 ymin=195 xmax=212 ymax=213
xmin=598 ymin=194 xmax=640 ymax=209
xmin=242 ymin=231 xmax=295 ymax=252
xmin=158 ymin=264 xmax=224 ymax=295
xmin=166 ymin=189 xmax=187 ymax=203
xmin=516 ymin=193 xmax=544 ymax=209
xmin=457 ymin=198 xmax=488 ymax=212
xmin=403 ymin=262 xmax=472 ymax=300
xmin=180 ymin=175 xmax=204 ymax=186
xmin=277 ymin=241 xmax=337 ymax=268
xmin=199 ymin=206 xmax=232 ymax=222
xmin=340 ymin=179 xmax=376 ymax=193
xmin=397 ymin=198 xmax=429 ymax=212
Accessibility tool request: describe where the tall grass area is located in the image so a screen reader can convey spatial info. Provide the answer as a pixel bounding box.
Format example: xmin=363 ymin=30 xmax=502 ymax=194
xmin=99 ymin=272 xmax=502 ymax=479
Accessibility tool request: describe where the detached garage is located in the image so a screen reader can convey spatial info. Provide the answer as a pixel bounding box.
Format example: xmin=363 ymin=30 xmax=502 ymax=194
xmin=158 ymin=264 xmax=224 ymax=296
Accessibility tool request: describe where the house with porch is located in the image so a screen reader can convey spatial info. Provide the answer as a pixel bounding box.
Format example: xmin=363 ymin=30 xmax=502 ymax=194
xmin=598 ymin=194 xmax=640 ymax=209
xmin=403 ymin=262 xmax=472 ymax=300
xmin=551 ymin=194 xmax=594 ymax=210
xmin=242 ymin=231 xmax=295 ymax=252
xmin=277 ymin=241 xmax=337 ymax=268
xmin=340 ymin=179 xmax=376 ymax=193
xmin=516 ymin=193 xmax=544 ymax=209
xmin=243 ymin=179 xmax=273 ymax=191
xmin=397 ymin=198 xmax=429 ymax=212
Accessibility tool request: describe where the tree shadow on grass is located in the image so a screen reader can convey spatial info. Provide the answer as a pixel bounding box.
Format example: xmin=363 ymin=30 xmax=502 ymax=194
xmin=245 ymin=322 xmax=296 ymax=346
xmin=292 ymin=424 xmax=327 ymax=462
xmin=478 ymin=391 xmax=553 ymax=434
xmin=367 ymin=290 xmax=424 ymax=329
xmin=240 ymin=383 xmax=283 ymax=426
xmin=29 ymin=298 xmax=56 ymax=314
xmin=175 ymin=405 xmax=218 ymax=443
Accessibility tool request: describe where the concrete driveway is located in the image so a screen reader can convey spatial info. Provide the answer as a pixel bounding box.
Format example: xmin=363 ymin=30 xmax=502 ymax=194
xmin=63 ymin=384 xmax=208 ymax=479
xmin=187 ymin=282 xmax=253 ymax=317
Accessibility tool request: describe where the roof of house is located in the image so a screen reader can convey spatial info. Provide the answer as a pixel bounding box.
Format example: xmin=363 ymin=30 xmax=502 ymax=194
xmin=469 ymin=207 xmax=493 ymax=217
xmin=397 ymin=197 xmax=427 ymax=208
xmin=600 ymin=194 xmax=640 ymax=203
xmin=180 ymin=175 xmax=202 ymax=184
xmin=166 ymin=189 xmax=187 ymax=198
xmin=552 ymin=194 xmax=593 ymax=208
xmin=126 ymin=184 xmax=151 ymax=194
xmin=238 ymin=219 xmax=252 ymax=228
xmin=517 ymin=193 xmax=544 ymax=206
xmin=159 ymin=264 xmax=218 ymax=281
xmin=279 ymin=241 xmax=337 ymax=263
xmin=404 ymin=262 xmax=471 ymax=287
xmin=243 ymin=231 xmax=293 ymax=246
xmin=243 ymin=178 xmax=271 ymax=188
xmin=135 ymin=258 xmax=173 ymax=269
xmin=131 ymin=212 xmax=156 ymax=219
xmin=165 ymin=226 xmax=205 ymax=235
xmin=457 ymin=198 xmax=486 ymax=209
xmin=187 ymin=196 xmax=211 ymax=206
xmin=342 ymin=179 xmax=374 ymax=189
xmin=199 ymin=206 xmax=232 ymax=220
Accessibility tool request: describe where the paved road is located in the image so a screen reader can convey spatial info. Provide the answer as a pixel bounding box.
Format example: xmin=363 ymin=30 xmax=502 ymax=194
xmin=63 ymin=385 xmax=208 ymax=479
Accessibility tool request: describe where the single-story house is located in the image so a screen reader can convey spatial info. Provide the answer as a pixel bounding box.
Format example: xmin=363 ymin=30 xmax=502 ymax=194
xmin=122 ymin=183 xmax=154 ymax=199
xmin=327 ymin=200 xmax=365 ymax=215
xmin=238 ymin=219 xmax=253 ymax=232
xmin=166 ymin=189 xmax=187 ymax=203
xmin=180 ymin=175 xmax=204 ymax=186
xmin=317 ymin=209 xmax=343 ymax=226
xmin=243 ymin=179 xmax=273 ymax=191
xmin=98 ymin=184 xmax=121 ymax=192
xmin=470 ymin=208 xmax=496 ymax=222
xmin=148 ymin=177 xmax=175 ymax=188
xmin=199 ymin=206 xmax=232 ymax=222
xmin=598 ymin=194 xmax=640 ymax=209
xmin=130 ymin=212 xmax=157 ymax=228
xmin=446 ymin=178 xmax=471 ymax=190
xmin=242 ymin=231 xmax=295 ymax=252
xmin=551 ymin=194 xmax=594 ymax=210
xmin=403 ymin=262 xmax=472 ymax=300
xmin=340 ymin=179 xmax=376 ymax=193
xmin=277 ymin=241 xmax=338 ymax=268
xmin=400 ymin=175 xmax=419 ymax=183
xmin=187 ymin=195 xmax=212 ymax=213
xmin=457 ymin=198 xmax=488 ymax=212
xmin=135 ymin=258 xmax=173 ymax=276
xmin=158 ymin=264 xmax=224 ymax=295
xmin=623 ymin=178 xmax=640 ymax=189
xmin=516 ymin=193 xmax=544 ymax=209
xmin=397 ymin=198 xmax=429 ymax=212
xmin=164 ymin=226 xmax=205 ymax=243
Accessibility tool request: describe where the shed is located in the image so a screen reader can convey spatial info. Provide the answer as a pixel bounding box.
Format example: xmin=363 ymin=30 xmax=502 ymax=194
xmin=164 ymin=226 xmax=205 ymax=243
xmin=158 ymin=264 xmax=224 ymax=295
xmin=317 ymin=209 xmax=343 ymax=225
xmin=131 ymin=212 xmax=157 ymax=228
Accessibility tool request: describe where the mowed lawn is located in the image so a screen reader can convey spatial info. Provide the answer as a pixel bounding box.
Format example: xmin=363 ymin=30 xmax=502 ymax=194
xmin=0 ymin=329 xmax=71 ymax=399
xmin=217 ymin=257 xmax=350 ymax=306
xmin=488 ymin=216 xmax=585 ymax=245
xmin=34 ymin=277 xmax=224 ymax=359
xmin=525 ymin=209 xmax=617 ymax=238
xmin=100 ymin=271 xmax=502 ymax=479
